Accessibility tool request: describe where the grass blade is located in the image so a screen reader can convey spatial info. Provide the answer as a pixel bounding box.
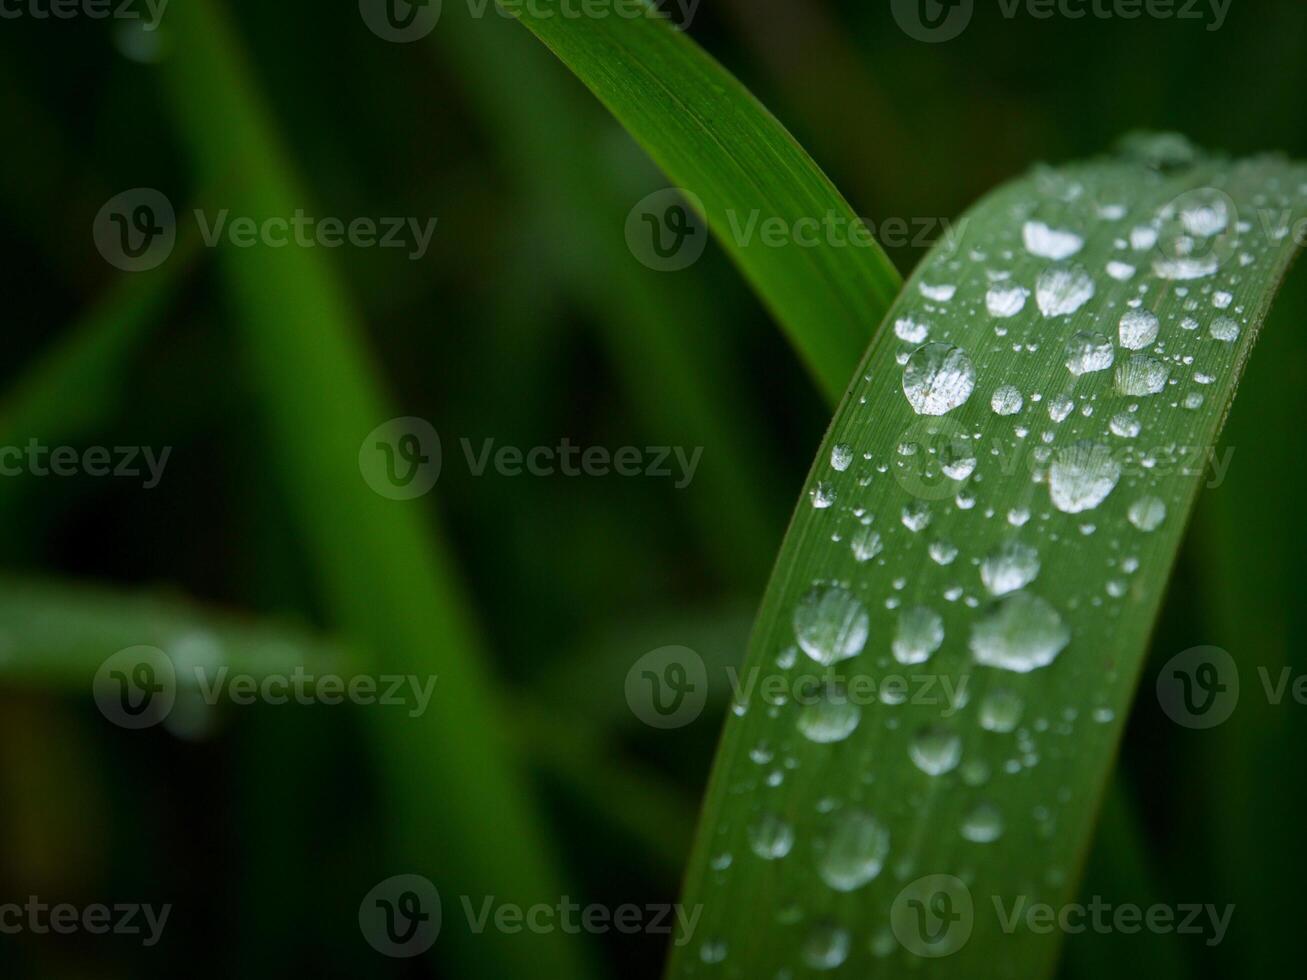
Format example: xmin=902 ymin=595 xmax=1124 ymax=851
xmin=667 ymin=137 xmax=1307 ymax=978
xmin=158 ymin=2 xmax=592 ymax=975
xmin=513 ymin=2 xmax=900 ymax=401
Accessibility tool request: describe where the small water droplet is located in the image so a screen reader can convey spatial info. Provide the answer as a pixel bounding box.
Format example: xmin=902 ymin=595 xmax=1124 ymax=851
xmin=1210 ymin=316 xmax=1241 ymax=342
xmin=851 ymin=526 xmax=884 ymax=563
xmin=747 ymin=813 xmax=794 ymax=860
xmin=830 ymin=444 xmax=854 ymax=471
xmin=894 ymin=316 xmax=929 ymax=343
xmin=798 ymin=684 xmax=862 ymax=744
xmin=802 ymin=924 xmax=851 ymax=971
xmin=979 ymin=688 xmax=1024 ymax=732
xmin=960 ymin=802 xmax=1005 ymax=843
xmin=1127 ymin=496 xmax=1167 ymax=531
xmin=811 ymin=482 xmax=837 ymax=509
xmin=909 ymin=726 xmax=962 ymax=776
xmin=892 ymin=606 xmax=945 ymax=665
xmin=1109 ymin=413 xmax=1141 ymax=438
xmin=919 ymin=282 xmax=957 ymax=302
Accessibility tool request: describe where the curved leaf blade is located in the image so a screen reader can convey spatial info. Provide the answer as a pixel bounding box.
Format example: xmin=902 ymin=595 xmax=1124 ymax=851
xmin=513 ymin=2 xmax=901 ymax=401
xmin=668 ymin=140 xmax=1307 ymax=979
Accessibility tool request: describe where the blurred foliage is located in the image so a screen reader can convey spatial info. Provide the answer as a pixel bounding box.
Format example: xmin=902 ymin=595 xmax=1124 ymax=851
xmin=0 ymin=1 xmax=1305 ymax=977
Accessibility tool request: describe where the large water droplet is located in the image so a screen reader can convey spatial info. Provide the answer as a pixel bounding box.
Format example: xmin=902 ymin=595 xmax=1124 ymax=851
xmin=909 ymin=726 xmax=962 ymax=776
xmin=1023 ymin=221 xmax=1084 ymax=260
xmin=818 ymin=811 xmax=890 ymax=892
xmin=1036 ymin=266 xmax=1095 ymax=317
xmin=1118 ymin=309 xmax=1159 ymax=350
xmin=1049 ymin=441 xmax=1121 ymax=513
xmin=892 ymin=606 xmax=945 ymax=665
xmin=970 ymin=592 xmax=1070 ymax=672
xmin=793 ymin=586 xmax=869 ymax=666
xmin=903 ymin=343 xmax=977 ymax=416
xmin=1065 ymin=331 xmax=1115 ymax=375
xmin=980 ymin=541 xmax=1041 ymax=596
xmin=1115 ymin=354 xmax=1170 ymax=396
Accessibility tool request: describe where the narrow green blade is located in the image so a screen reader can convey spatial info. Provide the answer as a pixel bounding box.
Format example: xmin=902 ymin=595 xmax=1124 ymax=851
xmin=513 ymin=2 xmax=901 ymax=401
xmin=159 ymin=2 xmax=592 ymax=975
xmin=668 ymin=137 xmax=1307 ymax=978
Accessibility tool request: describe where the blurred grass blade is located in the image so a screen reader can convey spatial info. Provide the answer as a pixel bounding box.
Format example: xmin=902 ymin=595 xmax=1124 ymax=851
xmin=668 ymin=137 xmax=1307 ymax=978
xmin=513 ymin=2 xmax=900 ymax=401
xmin=159 ymin=2 xmax=592 ymax=976
xmin=440 ymin=8 xmax=786 ymax=583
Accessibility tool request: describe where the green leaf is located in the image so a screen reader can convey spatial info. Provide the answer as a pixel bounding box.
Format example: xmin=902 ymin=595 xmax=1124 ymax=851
xmin=667 ymin=137 xmax=1307 ymax=978
xmin=157 ymin=2 xmax=594 ymax=976
xmin=512 ymin=1 xmax=901 ymax=402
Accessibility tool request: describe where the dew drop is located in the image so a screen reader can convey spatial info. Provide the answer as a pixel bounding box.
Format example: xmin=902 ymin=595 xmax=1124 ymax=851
xmin=1023 ymin=221 xmax=1084 ymax=260
xmin=1210 ymin=316 xmax=1241 ymax=342
xmin=986 ymin=282 xmax=1031 ymax=318
xmin=798 ymin=684 xmax=861 ymax=744
xmin=1036 ymin=266 xmax=1095 ymax=317
xmin=979 ymin=688 xmax=1024 ymax=733
xmin=1048 ymin=441 xmax=1121 ymax=513
xmin=1127 ymin=496 xmax=1167 ymax=532
xmin=1118 ymin=309 xmax=1159 ymax=350
xmin=980 ymin=541 xmax=1041 ymax=596
xmin=903 ymin=343 xmax=977 ymax=416
xmin=1109 ymin=412 xmax=1141 ymax=438
xmin=919 ymin=282 xmax=957 ymax=302
xmin=894 ymin=316 xmax=929 ymax=343
xmin=810 ymin=482 xmax=836 ymax=509
xmin=793 ymin=586 xmax=869 ymax=666
xmin=929 ymin=539 xmax=959 ymax=565
xmin=830 ymin=444 xmax=854 ymax=471
xmin=802 ymin=924 xmax=851 ymax=971
xmin=970 ymin=592 xmax=1070 ymax=673
xmin=851 ymin=526 xmax=884 ymax=563
xmin=909 ymin=726 xmax=962 ymax=776
xmin=747 ymin=813 xmax=794 ymax=860
xmin=1065 ymin=331 xmax=1115 ymax=375
xmin=991 ymin=385 xmax=1024 ymax=416
xmin=818 ymin=811 xmax=890 ymax=892
xmin=960 ymin=802 xmax=1005 ymax=843
xmin=1115 ymin=354 xmax=1170 ymax=396
xmin=892 ymin=606 xmax=945 ymax=665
